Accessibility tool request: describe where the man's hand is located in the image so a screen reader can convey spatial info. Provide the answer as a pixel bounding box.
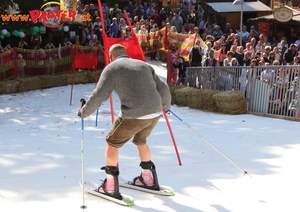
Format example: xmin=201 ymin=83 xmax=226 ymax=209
xmin=78 ymin=99 xmax=86 ymax=118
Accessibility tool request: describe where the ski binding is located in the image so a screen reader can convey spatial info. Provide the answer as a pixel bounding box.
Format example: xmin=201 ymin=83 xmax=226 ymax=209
xmin=120 ymin=182 xmax=175 ymax=196
xmin=79 ymin=178 xmax=134 ymax=206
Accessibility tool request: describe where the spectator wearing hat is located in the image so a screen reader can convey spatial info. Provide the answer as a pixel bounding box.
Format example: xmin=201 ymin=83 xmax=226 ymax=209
xmin=264 ymin=45 xmax=272 ymax=57
xmin=283 ymin=43 xmax=298 ymax=65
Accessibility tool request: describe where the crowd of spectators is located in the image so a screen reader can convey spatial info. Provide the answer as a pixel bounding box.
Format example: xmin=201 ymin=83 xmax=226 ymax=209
xmin=0 ymin=0 xmax=299 ymax=116
xmin=0 ymin=0 xmax=299 ymax=65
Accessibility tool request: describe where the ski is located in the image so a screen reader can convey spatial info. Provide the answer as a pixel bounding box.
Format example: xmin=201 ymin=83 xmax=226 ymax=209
xmin=120 ymin=182 xmax=175 ymax=196
xmin=79 ymin=178 xmax=134 ymax=206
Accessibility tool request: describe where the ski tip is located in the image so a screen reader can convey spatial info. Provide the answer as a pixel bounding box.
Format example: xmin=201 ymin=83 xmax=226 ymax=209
xmin=123 ymin=199 xmax=134 ymax=206
xmin=163 ymin=190 xmax=175 ymax=196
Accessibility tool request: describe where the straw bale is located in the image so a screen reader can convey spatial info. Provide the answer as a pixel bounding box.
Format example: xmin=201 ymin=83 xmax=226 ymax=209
xmin=184 ymin=87 xmax=202 ymax=109
xmin=17 ymin=77 xmax=42 ymax=92
xmin=174 ymin=87 xmax=193 ymax=106
xmin=169 ymin=85 xmax=184 ymax=104
xmin=0 ymin=69 xmax=103 ymax=95
xmin=212 ymin=91 xmax=246 ymax=114
xmin=169 ymin=87 xmax=221 ymax=110
xmin=198 ymin=89 xmax=221 ymax=111
xmin=0 ymin=80 xmax=19 ymax=94
xmin=39 ymin=75 xmax=69 ymax=88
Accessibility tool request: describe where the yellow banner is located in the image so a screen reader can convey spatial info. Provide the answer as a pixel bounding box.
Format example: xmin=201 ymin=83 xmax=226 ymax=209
xmin=167 ymin=32 xmax=207 ymax=61
xmin=136 ymin=27 xmax=168 ymax=53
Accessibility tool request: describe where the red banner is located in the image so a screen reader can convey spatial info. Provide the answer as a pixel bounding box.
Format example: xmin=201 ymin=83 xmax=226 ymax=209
xmin=74 ymin=50 xmax=97 ymax=69
xmin=258 ymin=22 xmax=270 ymax=37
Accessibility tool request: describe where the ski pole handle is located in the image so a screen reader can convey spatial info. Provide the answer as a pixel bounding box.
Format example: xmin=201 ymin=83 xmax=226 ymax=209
xmin=79 ymin=99 xmax=86 ymax=131
xmin=80 ymin=98 xmax=86 ymax=108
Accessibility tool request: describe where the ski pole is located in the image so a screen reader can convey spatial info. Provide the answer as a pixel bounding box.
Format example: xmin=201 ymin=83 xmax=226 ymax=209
xmin=163 ymin=110 xmax=182 ymax=166
xmin=79 ymin=99 xmax=87 ymax=210
xmin=95 ymin=109 xmax=99 ymax=126
xmin=168 ymin=110 xmax=250 ymax=176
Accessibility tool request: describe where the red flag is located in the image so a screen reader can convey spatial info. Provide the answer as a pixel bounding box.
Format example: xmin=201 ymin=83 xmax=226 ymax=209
xmin=123 ymin=11 xmax=146 ymax=62
xmin=98 ymin=0 xmax=146 ymax=63
xmin=105 ymin=37 xmax=146 ymax=61
xmin=74 ymin=51 xmax=97 ymax=69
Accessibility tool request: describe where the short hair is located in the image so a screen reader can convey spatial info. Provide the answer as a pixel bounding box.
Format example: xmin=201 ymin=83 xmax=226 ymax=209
xmin=109 ymin=44 xmax=126 ymax=57
xmin=227 ymin=51 xmax=233 ymax=56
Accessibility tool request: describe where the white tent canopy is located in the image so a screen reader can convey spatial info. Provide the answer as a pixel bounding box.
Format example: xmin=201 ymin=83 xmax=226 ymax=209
xmin=207 ymin=1 xmax=272 ymax=13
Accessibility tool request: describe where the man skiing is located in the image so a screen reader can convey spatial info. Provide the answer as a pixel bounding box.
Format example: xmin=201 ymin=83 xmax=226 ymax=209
xmin=78 ymin=44 xmax=171 ymax=200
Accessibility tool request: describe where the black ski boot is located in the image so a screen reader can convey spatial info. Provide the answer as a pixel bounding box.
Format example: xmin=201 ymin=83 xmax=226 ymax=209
xmin=132 ymin=161 xmax=160 ymax=191
xmin=98 ymin=166 xmax=122 ymax=200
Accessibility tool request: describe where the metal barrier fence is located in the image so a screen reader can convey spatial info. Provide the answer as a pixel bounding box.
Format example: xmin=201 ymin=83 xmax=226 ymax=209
xmin=186 ymin=65 xmax=300 ymax=119
xmin=0 ymin=45 xmax=105 ymax=80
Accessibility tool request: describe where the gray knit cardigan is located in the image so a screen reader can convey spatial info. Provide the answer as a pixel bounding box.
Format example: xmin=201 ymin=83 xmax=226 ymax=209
xmin=79 ymin=57 xmax=171 ymax=119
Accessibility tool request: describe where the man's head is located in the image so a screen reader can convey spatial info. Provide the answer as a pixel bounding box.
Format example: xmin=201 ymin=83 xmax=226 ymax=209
xmin=109 ymin=44 xmax=127 ymax=62
xmin=281 ymin=40 xmax=287 ymax=47
xmin=291 ymin=43 xmax=298 ymax=50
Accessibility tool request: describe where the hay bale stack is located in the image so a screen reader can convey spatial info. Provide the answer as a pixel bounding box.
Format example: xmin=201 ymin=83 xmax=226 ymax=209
xmin=198 ymin=89 xmax=220 ymax=111
xmin=18 ymin=77 xmax=42 ymax=92
xmin=183 ymin=87 xmax=202 ymax=109
xmin=212 ymin=91 xmax=246 ymax=114
xmin=0 ymin=80 xmax=19 ymax=94
xmin=86 ymin=70 xmax=101 ymax=83
xmin=39 ymin=75 xmax=69 ymax=88
xmin=169 ymin=85 xmax=183 ymax=104
xmin=174 ymin=87 xmax=194 ymax=106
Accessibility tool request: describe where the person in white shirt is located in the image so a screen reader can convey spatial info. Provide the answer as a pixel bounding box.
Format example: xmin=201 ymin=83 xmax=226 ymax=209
xmin=260 ymin=62 xmax=276 ymax=85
